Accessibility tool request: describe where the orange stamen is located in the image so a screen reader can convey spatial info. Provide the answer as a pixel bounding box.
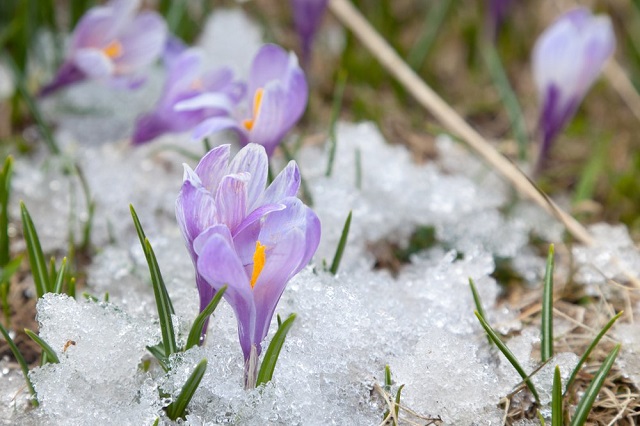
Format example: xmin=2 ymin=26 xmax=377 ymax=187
xmin=242 ymin=88 xmax=264 ymax=131
xmin=250 ymin=241 xmax=266 ymax=289
xmin=102 ymin=40 xmax=123 ymax=59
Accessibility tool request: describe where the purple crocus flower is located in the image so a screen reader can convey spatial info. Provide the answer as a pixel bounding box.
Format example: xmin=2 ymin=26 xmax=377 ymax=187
xmin=177 ymin=44 xmax=308 ymax=157
xmin=487 ymin=0 xmax=513 ymax=39
xmin=132 ymin=49 xmax=245 ymax=145
xmin=532 ymin=8 xmax=615 ymax=170
xmin=39 ymin=0 xmax=167 ymax=97
xmin=176 ymin=144 xmax=320 ymax=381
xmin=290 ymin=0 xmax=328 ymax=64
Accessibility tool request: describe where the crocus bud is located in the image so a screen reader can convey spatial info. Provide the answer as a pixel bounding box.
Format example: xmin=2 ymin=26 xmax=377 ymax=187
xmin=532 ymin=7 xmax=615 ymax=170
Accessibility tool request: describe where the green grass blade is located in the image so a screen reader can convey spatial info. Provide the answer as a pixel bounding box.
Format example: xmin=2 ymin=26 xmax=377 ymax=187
xmin=325 ymin=70 xmax=348 ymax=177
xmin=569 ymin=344 xmax=621 ymax=426
xmin=68 ymin=277 xmax=76 ymax=299
xmin=24 ymin=328 xmax=59 ymax=364
xmin=541 ymin=244 xmax=555 ymax=363
xmin=0 ymin=322 xmax=37 ymax=405
xmin=166 ymin=358 xmax=207 ymax=420
xmin=394 ymin=384 xmax=404 ymax=420
xmin=130 ymin=205 xmax=177 ymax=356
xmin=355 ymin=148 xmax=362 ymax=189
xmin=130 ymin=205 xmax=175 ymax=315
xmin=256 ymin=313 xmax=296 ymax=387
xmin=552 ymin=365 xmax=563 ymax=426
xmin=144 ymin=238 xmax=177 ymax=357
xmin=469 ymin=278 xmax=491 ymax=345
xmin=407 ymin=0 xmax=453 ymax=70
xmin=384 ymin=364 xmax=392 ymax=391
xmin=0 ymin=156 xmax=13 ymax=266
xmin=53 ymin=257 xmax=67 ymax=294
xmin=329 ymin=211 xmax=352 ymax=275
xmin=185 ymin=285 xmax=227 ymax=351
xmin=146 ymin=343 xmax=169 ymax=372
xmin=20 ymin=201 xmax=51 ymax=298
xmin=474 ymin=311 xmax=540 ymax=402
xmin=565 ymin=311 xmax=623 ymax=396
xmin=482 ymin=43 xmax=529 ymax=161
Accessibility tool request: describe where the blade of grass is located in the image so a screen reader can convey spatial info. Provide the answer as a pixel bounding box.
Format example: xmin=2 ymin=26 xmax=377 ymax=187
xmin=569 ymin=344 xmax=621 ymax=426
xmin=24 ymin=328 xmax=59 ymax=364
xmin=469 ymin=278 xmax=491 ymax=345
xmin=130 ymin=204 xmax=177 ymax=356
xmin=53 ymin=257 xmax=67 ymax=294
xmin=552 ymin=365 xmax=563 ymax=426
xmin=384 ymin=364 xmax=392 ymax=391
xmin=572 ymin=136 xmax=608 ymax=205
xmin=20 ymin=201 xmax=51 ymax=298
xmin=482 ymin=43 xmax=529 ymax=161
xmin=166 ymin=358 xmax=207 ymax=420
xmin=407 ymin=0 xmax=453 ymax=70
xmin=541 ymin=244 xmax=555 ymax=363
xmin=564 ymin=311 xmax=623 ymax=395
xmin=0 ymin=156 xmax=13 ymax=266
xmin=185 ymin=285 xmax=227 ymax=351
xmin=329 ymin=211 xmax=352 ymax=275
xmin=130 ymin=205 xmax=175 ymax=315
xmin=394 ymin=384 xmax=404 ymax=420
xmin=325 ymin=70 xmax=348 ymax=177
xmin=145 ymin=238 xmax=177 ymax=357
xmin=474 ymin=311 xmax=540 ymax=402
xmin=355 ymin=147 xmax=362 ymax=189
xmin=0 ymin=322 xmax=37 ymax=405
xmin=146 ymin=343 xmax=169 ymax=372
xmin=256 ymin=313 xmax=296 ymax=387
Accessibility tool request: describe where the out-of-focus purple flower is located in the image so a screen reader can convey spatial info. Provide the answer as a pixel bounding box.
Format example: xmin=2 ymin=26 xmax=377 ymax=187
xmin=532 ymin=7 xmax=615 ymax=170
xmin=487 ymin=0 xmax=513 ymax=39
xmin=132 ymin=49 xmax=245 ymax=145
xmin=39 ymin=0 xmax=167 ymax=97
xmin=177 ymin=44 xmax=308 ymax=157
xmin=291 ymin=0 xmax=328 ymax=64
xmin=176 ymin=144 xmax=320 ymax=381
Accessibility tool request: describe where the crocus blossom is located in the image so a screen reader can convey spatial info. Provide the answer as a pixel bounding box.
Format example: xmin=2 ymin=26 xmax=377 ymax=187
xmin=487 ymin=0 xmax=512 ymax=39
xmin=291 ymin=0 xmax=328 ymax=64
xmin=176 ymin=144 xmax=320 ymax=385
xmin=39 ymin=0 xmax=167 ymax=97
xmin=177 ymin=44 xmax=308 ymax=157
xmin=532 ymin=8 xmax=615 ymax=169
xmin=132 ymin=49 xmax=244 ymax=144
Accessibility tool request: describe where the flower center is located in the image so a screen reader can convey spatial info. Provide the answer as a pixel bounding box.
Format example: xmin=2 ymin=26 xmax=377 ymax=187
xmin=242 ymin=88 xmax=264 ymax=131
xmin=250 ymin=241 xmax=266 ymax=289
xmin=102 ymin=40 xmax=123 ymax=59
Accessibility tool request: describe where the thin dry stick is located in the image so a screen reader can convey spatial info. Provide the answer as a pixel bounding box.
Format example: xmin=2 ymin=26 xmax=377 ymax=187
xmin=328 ymin=0 xmax=594 ymax=247
xmin=604 ymin=60 xmax=640 ymax=124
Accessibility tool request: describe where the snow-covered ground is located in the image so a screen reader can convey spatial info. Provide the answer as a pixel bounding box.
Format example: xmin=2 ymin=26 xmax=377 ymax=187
xmin=2 ymin=8 xmax=639 ymax=426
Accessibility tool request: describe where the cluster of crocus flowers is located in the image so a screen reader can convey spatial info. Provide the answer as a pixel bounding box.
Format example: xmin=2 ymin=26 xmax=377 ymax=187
xmin=39 ymin=0 xmax=167 ymax=97
xmin=176 ymin=143 xmax=320 ymax=388
xmin=177 ymin=44 xmax=308 ymax=157
xmin=532 ymin=7 xmax=615 ymax=171
xmin=132 ymin=48 xmax=245 ymax=144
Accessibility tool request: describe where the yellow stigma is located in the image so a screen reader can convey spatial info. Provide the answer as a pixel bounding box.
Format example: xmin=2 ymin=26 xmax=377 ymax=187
xmin=250 ymin=241 xmax=266 ymax=289
xmin=242 ymin=88 xmax=264 ymax=131
xmin=102 ymin=40 xmax=123 ymax=59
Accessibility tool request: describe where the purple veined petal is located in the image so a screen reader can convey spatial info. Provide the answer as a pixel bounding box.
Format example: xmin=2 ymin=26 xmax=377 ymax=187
xmin=227 ymin=144 xmax=269 ymax=209
xmin=196 ymin=231 xmax=256 ymax=360
xmin=113 ymin=11 xmax=167 ymax=74
xmin=192 ymin=223 xmax=233 ymax=256
xmin=132 ymin=111 xmax=168 ymax=145
xmin=247 ymin=81 xmax=290 ymax=156
xmin=232 ymin=203 xmax=286 ymax=239
xmin=174 ymin=93 xmax=235 ymax=113
xmin=301 ymin=206 xmax=321 ymax=268
xmin=251 ymin=214 xmax=307 ymax=352
xmin=261 ymin=160 xmax=300 ymax=205
xmin=194 ymin=144 xmax=231 ymax=193
xmin=73 ymin=49 xmax=114 ymax=78
xmin=190 ymin=116 xmax=247 ymax=143
xmin=282 ymin=58 xmax=308 ymax=127
xmin=176 ymin=177 xmax=217 ymax=250
xmin=71 ymin=4 xmax=127 ymax=51
xmin=201 ymin=67 xmax=234 ymax=91
xmin=248 ymin=44 xmax=291 ymax=98
xmin=215 ymin=173 xmax=249 ymax=232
